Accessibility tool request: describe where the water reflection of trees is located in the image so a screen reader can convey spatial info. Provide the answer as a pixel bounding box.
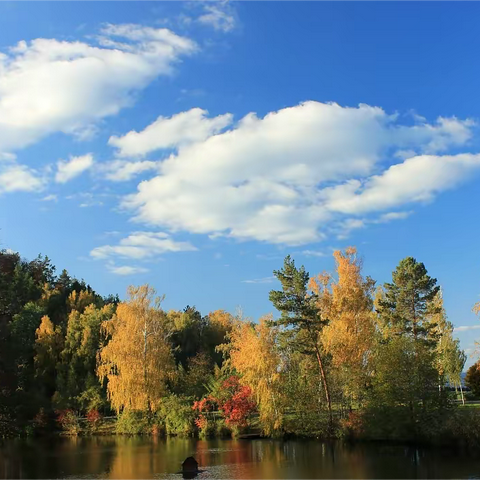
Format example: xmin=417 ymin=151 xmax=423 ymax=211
xmin=1 ymin=437 xmax=480 ymax=479
xmin=0 ymin=436 xmax=117 ymax=479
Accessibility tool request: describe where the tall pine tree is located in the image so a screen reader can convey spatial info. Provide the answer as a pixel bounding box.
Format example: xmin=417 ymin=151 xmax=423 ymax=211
xmin=377 ymin=257 xmax=439 ymax=342
xmin=269 ymin=255 xmax=333 ymax=428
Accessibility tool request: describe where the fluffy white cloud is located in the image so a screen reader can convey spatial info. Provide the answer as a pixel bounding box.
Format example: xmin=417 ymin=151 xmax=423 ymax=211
xmin=0 ymin=163 xmax=45 ymax=193
xmin=123 ymin=101 xmax=477 ymax=245
xmin=109 ymin=108 xmax=233 ymax=157
xmin=55 ymin=154 xmax=94 ymax=183
xmin=323 ymin=153 xmax=480 ymax=215
xmin=91 ymin=231 xmax=197 ymax=260
xmin=100 ymin=159 xmax=159 ymax=182
xmin=0 ymin=24 xmax=196 ymax=153
xmin=107 ymin=264 xmax=149 ymax=275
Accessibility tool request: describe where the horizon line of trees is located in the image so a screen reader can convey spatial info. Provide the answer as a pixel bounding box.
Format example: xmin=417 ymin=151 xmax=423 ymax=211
xmin=0 ymin=247 xmax=479 ymax=443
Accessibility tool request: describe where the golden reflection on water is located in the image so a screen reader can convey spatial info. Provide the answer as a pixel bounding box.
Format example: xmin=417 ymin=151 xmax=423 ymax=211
xmin=0 ymin=436 xmax=479 ymax=479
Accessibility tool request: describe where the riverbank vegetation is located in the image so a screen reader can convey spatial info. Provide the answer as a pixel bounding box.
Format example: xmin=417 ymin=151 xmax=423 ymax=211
xmin=1 ymin=248 xmax=479 ymax=447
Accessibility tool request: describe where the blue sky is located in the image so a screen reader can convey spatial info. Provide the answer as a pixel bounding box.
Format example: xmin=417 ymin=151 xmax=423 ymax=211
xmin=1 ymin=2 xmax=479 ymax=367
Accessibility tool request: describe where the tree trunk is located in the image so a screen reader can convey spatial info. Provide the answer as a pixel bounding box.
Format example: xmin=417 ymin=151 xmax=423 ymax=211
xmin=305 ymin=322 xmax=333 ymax=430
xmin=459 ymin=382 xmax=465 ymax=406
xmin=313 ymin=343 xmax=333 ymax=429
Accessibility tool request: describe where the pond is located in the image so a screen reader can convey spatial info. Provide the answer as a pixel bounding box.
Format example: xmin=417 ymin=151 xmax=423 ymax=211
xmin=0 ymin=436 xmax=479 ymax=479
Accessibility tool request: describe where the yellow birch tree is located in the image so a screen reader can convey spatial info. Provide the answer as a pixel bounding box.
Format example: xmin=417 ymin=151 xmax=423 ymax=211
xmin=310 ymin=247 xmax=376 ymax=405
xmin=97 ymin=285 xmax=174 ymax=413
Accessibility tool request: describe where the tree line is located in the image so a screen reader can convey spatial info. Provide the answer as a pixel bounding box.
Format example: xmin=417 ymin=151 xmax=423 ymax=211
xmin=0 ymin=247 xmax=478 ymax=445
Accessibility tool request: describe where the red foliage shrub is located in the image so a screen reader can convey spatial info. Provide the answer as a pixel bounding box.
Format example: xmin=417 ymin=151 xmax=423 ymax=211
xmin=55 ymin=409 xmax=80 ymax=434
xmin=192 ymin=397 xmax=216 ymax=413
xmin=194 ymin=415 xmax=208 ymax=430
xmin=221 ymin=384 xmax=256 ymax=427
xmin=192 ymin=376 xmax=256 ymax=430
xmin=86 ymin=409 xmax=102 ymax=426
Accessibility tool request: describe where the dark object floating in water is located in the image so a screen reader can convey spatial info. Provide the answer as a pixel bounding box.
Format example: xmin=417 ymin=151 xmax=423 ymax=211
xmin=181 ymin=472 xmax=199 ymax=479
xmin=181 ymin=457 xmax=199 ymax=478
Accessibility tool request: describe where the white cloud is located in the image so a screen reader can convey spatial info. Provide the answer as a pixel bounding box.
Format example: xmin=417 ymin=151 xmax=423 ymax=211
xmin=375 ymin=211 xmax=413 ymax=223
xmin=323 ymin=153 xmax=480 ymax=215
xmin=242 ymin=276 xmax=276 ymax=284
xmin=101 ymin=159 xmax=159 ymax=182
xmin=454 ymin=325 xmax=480 ymax=332
xmin=66 ymin=191 xmax=110 ymax=208
xmin=0 ymin=24 xmax=196 ymax=153
xmin=107 ymin=264 xmax=149 ymax=276
xmin=301 ymin=250 xmax=327 ymax=257
xmin=109 ymin=108 xmax=232 ymax=158
xmin=198 ymin=3 xmax=236 ymax=32
xmin=190 ymin=0 xmax=237 ymax=33
xmin=41 ymin=194 xmax=58 ymax=202
xmin=0 ymin=163 xmax=45 ymax=193
xmin=332 ymin=211 xmax=413 ymax=239
xmin=91 ymin=231 xmax=197 ymax=260
xmin=80 ymin=200 xmax=103 ymax=208
xmin=56 ymin=154 xmax=94 ymax=183
xmin=123 ymin=101 xmax=477 ymax=245
xmin=0 ymin=152 xmax=16 ymax=162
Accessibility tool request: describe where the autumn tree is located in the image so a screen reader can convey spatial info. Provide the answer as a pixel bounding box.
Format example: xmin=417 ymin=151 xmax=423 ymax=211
xmin=97 ymin=285 xmax=175 ymax=413
xmin=310 ymin=247 xmax=376 ymax=406
xmin=269 ymin=255 xmax=333 ymax=427
xmin=229 ymin=316 xmax=284 ymax=435
xmin=377 ymin=257 xmax=440 ymax=342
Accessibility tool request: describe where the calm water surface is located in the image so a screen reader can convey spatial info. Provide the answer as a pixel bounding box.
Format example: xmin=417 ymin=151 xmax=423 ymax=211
xmin=1 ymin=436 xmax=479 ymax=479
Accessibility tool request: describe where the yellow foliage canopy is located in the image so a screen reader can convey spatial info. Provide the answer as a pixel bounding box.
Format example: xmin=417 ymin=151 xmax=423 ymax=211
xmin=310 ymin=247 xmax=376 ymax=401
xmin=97 ymin=285 xmax=174 ymax=413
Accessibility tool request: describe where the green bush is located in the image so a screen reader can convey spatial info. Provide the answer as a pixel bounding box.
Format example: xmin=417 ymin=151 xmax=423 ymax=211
xmin=155 ymin=395 xmax=195 ymax=436
xmin=116 ymin=410 xmax=150 ymax=435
